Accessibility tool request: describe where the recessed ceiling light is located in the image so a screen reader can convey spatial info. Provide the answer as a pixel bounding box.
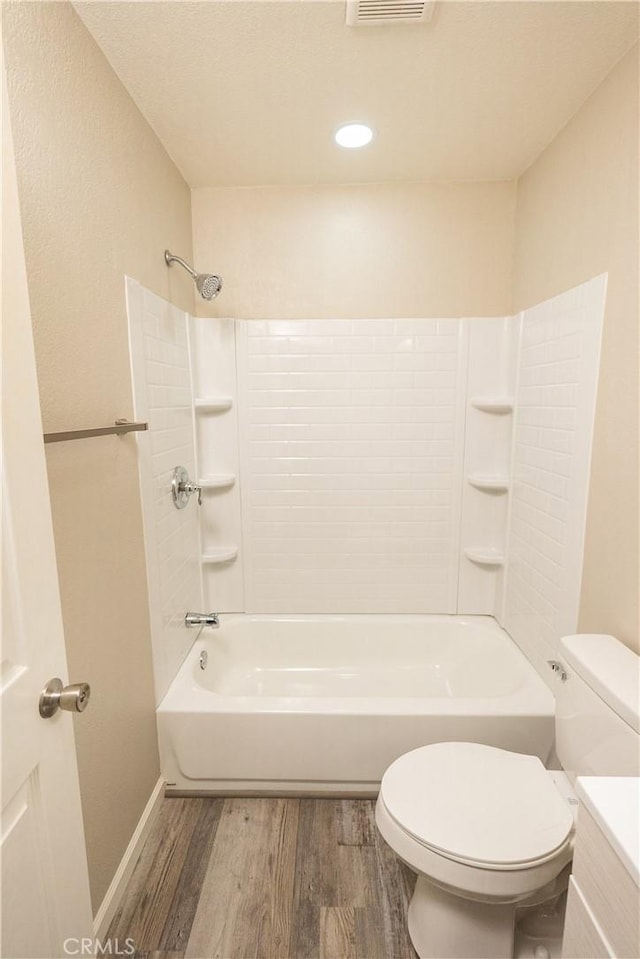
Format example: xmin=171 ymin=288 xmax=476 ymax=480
xmin=335 ymin=123 xmax=374 ymax=149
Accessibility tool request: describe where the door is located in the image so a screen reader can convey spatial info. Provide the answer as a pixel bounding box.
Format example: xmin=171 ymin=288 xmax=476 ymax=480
xmin=1 ymin=44 xmax=94 ymax=958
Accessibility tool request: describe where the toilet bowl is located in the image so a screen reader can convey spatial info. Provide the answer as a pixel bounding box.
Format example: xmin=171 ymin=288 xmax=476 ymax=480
xmin=375 ymin=742 xmax=576 ymax=958
xmin=375 ymin=634 xmax=640 ymax=959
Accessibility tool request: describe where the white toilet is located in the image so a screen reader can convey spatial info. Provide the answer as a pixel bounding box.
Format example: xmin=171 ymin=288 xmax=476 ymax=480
xmin=375 ymin=634 xmax=640 ymax=959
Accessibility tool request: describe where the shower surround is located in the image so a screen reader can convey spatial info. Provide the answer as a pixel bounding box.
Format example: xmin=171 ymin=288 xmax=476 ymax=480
xmin=127 ymin=274 xmax=606 ymax=790
xmin=194 ymin=314 xmax=518 ymax=620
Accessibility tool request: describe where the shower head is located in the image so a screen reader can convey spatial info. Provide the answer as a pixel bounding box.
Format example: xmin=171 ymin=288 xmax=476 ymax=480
xmin=196 ymin=272 xmax=223 ymax=300
xmin=164 ymin=250 xmax=223 ymax=301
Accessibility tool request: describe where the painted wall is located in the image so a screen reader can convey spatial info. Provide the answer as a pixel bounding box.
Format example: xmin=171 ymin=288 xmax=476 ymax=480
xmin=513 ymin=44 xmax=639 ymax=654
xmin=192 ymin=180 xmax=516 ymax=319
xmin=2 ymin=2 xmax=194 ymax=911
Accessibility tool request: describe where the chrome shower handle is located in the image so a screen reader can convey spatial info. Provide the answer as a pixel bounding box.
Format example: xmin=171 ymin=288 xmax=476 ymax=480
xmin=171 ymin=466 xmax=202 ymax=509
xmin=183 ymin=480 xmax=202 ymax=506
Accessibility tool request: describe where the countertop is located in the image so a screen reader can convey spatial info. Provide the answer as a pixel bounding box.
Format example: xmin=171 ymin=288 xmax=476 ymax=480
xmin=576 ymin=776 xmax=639 ymax=885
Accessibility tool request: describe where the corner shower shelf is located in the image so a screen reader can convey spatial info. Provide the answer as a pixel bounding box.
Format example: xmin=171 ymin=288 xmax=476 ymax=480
xmin=198 ymin=474 xmax=236 ymax=490
xmin=464 ymin=547 xmax=505 ymax=567
xmin=202 ymin=546 xmax=238 ymax=565
xmin=470 ymin=396 xmax=514 ymax=414
xmin=467 ymin=473 xmax=510 ymax=493
xmin=194 ymin=396 xmax=233 ymax=413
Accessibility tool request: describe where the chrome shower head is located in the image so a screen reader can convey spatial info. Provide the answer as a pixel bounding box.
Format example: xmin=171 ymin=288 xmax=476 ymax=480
xmin=164 ymin=250 xmax=223 ymax=301
xmin=196 ymin=272 xmax=223 ymax=301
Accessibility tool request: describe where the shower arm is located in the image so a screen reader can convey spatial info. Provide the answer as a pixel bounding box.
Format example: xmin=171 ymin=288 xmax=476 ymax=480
xmin=164 ymin=250 xmax=198 ymax=280
xmin=164 ymin=249 xmax=222 ymax=301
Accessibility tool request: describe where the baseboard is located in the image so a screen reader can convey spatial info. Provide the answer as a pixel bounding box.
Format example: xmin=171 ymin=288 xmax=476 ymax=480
xmin=93 ymin=776 xmax=165 ymax=939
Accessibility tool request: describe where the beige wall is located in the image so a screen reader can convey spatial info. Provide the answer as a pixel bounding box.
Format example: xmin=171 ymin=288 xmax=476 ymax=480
xmin=3 ymin=2 xmax=194 ymax=911
xmin=513 ymin=44 xmax=639 ymax=653
xmin=192 ymin=180 xmax=516 ymax=319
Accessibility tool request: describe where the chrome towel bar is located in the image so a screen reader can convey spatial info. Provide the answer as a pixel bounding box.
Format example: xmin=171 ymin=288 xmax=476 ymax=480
xmin=43 ymin=419 xmax=148 ymax=444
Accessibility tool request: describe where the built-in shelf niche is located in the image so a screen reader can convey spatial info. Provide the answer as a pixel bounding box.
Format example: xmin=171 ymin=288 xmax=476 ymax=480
xmin=189 ymin=317 xmax=245 ymax=612
xmin=464 ymin=547 xmax=505 ymax=567
xmin=202 ymin=546 xmax=239 ymax=565
xmin=458 ymin=317 xmax=519 ymax=618
xmin=467 ymin=474 xmax=510 ymax=492
xmin=198 ymin=474 xmax=236 ymax=490
xmin=194 ymin=396 xmax=233 ymax=413
xmin=470 ymin=396 xmax=514 ymax=414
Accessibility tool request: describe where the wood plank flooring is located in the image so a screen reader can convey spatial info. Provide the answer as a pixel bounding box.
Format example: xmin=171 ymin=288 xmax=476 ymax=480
xmin=107 ymin=798 xmax=417 ymax=959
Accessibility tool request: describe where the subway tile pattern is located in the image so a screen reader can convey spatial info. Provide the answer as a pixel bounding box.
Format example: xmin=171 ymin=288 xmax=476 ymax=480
xmin=127 ymin=279 xmax=202 ymax=703
xmin=504 ymin=276 xmax=606 ymax=684
xmin=237 ymin=319 xmax=466 ymax=613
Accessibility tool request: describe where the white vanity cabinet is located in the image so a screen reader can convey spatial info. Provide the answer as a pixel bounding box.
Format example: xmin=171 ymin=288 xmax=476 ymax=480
xmin=562 ymin=778 xmax=639 ymax=959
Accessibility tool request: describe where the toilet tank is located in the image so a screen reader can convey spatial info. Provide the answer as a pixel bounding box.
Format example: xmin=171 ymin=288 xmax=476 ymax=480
xmin=555 ymin=634 xmax=640 ymax=780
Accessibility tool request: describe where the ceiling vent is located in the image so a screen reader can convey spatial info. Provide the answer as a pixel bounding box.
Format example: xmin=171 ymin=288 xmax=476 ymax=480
xmin=346 ymin=0 xmax=436 ymax=26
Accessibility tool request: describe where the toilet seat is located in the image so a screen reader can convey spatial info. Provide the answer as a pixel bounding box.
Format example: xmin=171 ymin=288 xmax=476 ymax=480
xmin=379 ymin=742 xmax=574 ymax=871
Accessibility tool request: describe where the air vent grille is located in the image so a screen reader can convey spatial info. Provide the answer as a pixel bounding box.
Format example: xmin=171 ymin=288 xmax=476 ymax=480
xmin=346 ymin=0 xmax=436 ymax=26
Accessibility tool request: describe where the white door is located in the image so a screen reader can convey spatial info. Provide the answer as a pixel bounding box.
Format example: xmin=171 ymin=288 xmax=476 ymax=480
xmin=1 ymin=45 xmax=94 ymax=959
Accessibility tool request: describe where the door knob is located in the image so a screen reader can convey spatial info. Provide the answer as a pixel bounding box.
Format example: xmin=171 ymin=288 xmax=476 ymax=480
xmin=39 ymin=678 xmax=91 ymax=718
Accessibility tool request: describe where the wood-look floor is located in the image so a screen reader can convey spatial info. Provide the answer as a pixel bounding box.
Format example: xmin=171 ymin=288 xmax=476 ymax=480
xmin=107 ymin=797 xmax=417 ymax=959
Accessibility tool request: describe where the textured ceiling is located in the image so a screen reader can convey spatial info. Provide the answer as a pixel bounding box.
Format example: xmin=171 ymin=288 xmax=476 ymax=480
xmin=73 ymin=0 xmax=639 ymax=187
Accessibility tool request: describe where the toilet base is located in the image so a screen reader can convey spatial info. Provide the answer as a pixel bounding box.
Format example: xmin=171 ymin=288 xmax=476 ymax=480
xmin=408 ymin=876 xmax=517 ymax=959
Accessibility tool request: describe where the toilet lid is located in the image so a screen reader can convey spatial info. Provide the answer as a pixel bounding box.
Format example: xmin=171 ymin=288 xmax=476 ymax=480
xmin=380 ymin=742 xmax=574 ymax=869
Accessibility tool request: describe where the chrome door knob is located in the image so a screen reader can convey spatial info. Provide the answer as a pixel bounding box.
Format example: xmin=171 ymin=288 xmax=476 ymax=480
xmin=39 ymin=678 xmax=91 ymax=718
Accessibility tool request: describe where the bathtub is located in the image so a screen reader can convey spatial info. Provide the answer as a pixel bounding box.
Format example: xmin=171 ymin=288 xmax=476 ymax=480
xmin=157 ymin=614 xmax=555 ymax=795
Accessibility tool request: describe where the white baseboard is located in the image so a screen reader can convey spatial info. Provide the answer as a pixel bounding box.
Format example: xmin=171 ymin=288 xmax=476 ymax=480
xmin=93 ymin=776 xmax=165 ymax=939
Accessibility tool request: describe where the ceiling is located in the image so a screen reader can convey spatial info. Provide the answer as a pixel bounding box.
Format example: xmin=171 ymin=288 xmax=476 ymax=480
xmin=73 ymin=0 xmax=639 ymax=188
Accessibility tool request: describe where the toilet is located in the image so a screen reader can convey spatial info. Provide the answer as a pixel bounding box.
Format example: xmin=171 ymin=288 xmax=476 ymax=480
xmin=375 ymin=634 xmax=640 ymax=959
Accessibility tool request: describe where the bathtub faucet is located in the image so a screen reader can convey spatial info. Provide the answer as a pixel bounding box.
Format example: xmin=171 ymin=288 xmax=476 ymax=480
xmin=185 ymin=611 xmax=220 ymax=629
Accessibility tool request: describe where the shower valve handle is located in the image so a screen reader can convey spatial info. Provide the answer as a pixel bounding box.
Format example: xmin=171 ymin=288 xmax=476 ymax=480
xmin=171 ymin=466 xmax=202 ymax=509
xmin=183 ymin=481 xmax=202 ymax=506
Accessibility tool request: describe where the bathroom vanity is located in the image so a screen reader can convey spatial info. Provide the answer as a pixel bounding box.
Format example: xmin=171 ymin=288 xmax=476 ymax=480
xmin=562 ymin=777 xmax=639 ymax=959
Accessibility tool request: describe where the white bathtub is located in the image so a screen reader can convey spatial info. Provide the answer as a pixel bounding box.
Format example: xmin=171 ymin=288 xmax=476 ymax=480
xmin=157 ymin=614 xmax=555 ymax=794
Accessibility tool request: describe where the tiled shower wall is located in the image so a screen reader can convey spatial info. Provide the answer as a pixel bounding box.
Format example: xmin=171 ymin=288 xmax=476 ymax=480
xmin=127 ymin=278 xmax=202 ymax=703
xmin=236 ymin=319 xmax=467 ymax=613
xmin=504 ymin=275 xmax=606 ymax=681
